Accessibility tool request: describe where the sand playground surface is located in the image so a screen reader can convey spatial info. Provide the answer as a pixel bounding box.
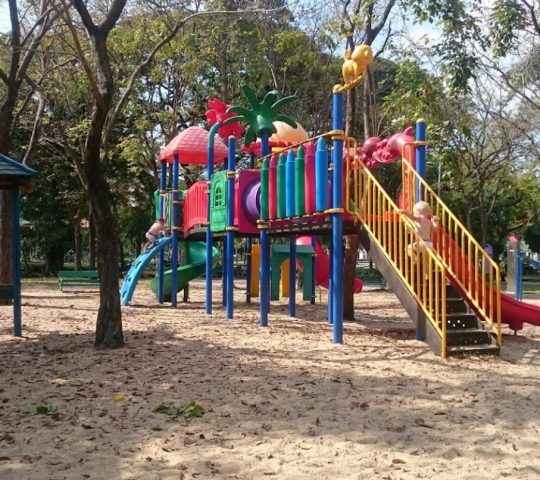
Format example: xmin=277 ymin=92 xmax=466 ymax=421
xmin=1 ymin=284 xmax=540 ymax=480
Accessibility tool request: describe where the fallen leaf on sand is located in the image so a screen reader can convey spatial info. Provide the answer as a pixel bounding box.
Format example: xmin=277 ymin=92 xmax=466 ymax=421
xmin=113 ymin=394 xmax=125 ymax=401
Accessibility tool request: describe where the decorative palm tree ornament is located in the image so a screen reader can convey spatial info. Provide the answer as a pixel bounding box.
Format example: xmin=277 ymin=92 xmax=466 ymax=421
xmin=224 ymin=85 xmax=298 ymax=146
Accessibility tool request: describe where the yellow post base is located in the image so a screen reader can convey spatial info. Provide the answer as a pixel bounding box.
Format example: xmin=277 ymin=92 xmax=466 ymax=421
xmin=251 ymin=244 xmax=260 ymax=298
xmin=280 ymin=259 xmax=290 ymax=298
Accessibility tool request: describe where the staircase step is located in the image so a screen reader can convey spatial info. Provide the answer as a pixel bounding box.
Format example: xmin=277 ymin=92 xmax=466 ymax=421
xmin=446 ymin=328 xmax=493 ymax=347
xmin=446 ymin=284 xmax=461 ymax=298
xmin=445 ymin=313 xmax=479 ymax=329
xmin=446 ymin=344 xmax=500 ymax=356
xmin=445 ymin=297 xmax=469 ymax=313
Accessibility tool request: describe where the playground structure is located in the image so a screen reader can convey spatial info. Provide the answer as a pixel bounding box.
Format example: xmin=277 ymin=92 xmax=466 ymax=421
xmin=121 ymin=43 xmax=540 ymax=358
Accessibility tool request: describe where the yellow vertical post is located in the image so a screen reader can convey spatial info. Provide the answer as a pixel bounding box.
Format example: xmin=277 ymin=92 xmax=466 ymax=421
xmin=251 ymin=244 xmax=260 ymax=298
xmin=281 ymin=259 xmax=290 ymax=297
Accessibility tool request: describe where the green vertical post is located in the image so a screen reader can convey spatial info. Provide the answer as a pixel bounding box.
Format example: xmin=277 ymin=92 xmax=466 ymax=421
xmin=261 ymin=157 xmax=269 ymax=221
xmin=277 ymin=153 xmax=286 ymax=219
xmin=295 ymin=145 xmax=305 ymax=216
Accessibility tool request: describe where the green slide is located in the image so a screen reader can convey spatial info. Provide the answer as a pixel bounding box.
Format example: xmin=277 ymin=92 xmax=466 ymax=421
xmin=149 ymin=241 xmax=220 ymax=300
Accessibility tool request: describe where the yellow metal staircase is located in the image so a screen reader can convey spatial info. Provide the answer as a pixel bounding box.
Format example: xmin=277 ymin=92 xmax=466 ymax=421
xmin=346 ymin=148 xmax=502 ymax=357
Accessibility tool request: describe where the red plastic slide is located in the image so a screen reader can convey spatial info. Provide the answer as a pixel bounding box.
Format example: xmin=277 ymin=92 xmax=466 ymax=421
xmin=296 ymin=236 xmax=363 ymax=293
xmin=432 ymin=231 xmax=540 ymax=331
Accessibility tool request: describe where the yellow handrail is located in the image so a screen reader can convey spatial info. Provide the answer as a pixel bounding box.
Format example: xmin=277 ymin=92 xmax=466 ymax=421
xmin=348 ymin=160 xmax=449 ymax=357
xmin=401 ymin=146 xmax=502 ymax=350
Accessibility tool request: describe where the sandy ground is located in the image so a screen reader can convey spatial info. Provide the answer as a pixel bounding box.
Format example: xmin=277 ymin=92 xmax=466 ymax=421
xmin=1 ymin=284 xmax=540 ymax=480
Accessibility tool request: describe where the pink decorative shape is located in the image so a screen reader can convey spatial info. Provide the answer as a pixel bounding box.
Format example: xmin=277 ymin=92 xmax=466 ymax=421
xmin=304 ymin=143 xmax=316 ymax=214
xmin=269 ymin=155 xmax=278 ymax=219
xmin=205 ymin=98 xmax=244 ymax=140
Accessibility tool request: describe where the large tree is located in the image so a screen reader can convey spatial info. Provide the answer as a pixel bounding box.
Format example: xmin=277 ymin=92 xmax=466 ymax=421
xmin=0 ymin=0 xmax=60 ymax=298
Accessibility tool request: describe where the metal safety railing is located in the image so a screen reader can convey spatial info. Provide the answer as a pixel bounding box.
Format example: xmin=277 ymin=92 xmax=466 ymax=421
xmin=347 ymin=157 xmax=450 ymax=357
xmin=401 ymin=149 xmax=502 ymax=348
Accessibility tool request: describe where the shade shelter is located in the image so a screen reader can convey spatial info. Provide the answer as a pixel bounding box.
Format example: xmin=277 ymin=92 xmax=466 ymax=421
xmin=0 ymin=154 xmax=37 ymax=336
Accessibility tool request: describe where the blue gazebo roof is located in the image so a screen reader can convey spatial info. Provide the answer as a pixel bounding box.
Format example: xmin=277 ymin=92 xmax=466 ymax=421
xmin=0 ymin=153 xmax=37 ymax=192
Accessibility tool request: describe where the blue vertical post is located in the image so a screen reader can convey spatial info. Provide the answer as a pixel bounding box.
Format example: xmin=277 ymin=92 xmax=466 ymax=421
xmin=311 ymin=236 xmax=316 ymax=305
xmin=328 ymin=140 xmax=334 ymax=324
xmin=11 ymin=181 xmax=21 ymax=337
xmin=289 ymin=235 xmax=296 ymax=317
xmin=415 ymin=119 xmax=427 ymax=341
xmin=158 ymin=160 xmax=167 ymax=304
xmin=171 ymin=155 xmax=180 ymax=307
xmin=206 ymin=123 xmax=221 ymax=314
xmin=415 ymin=119 xmax=426 ymax=202
xmin=286 ymin=150 xmax=295 ymax=217
xmin=246 ymin=152 xmax=255 ymax=303
xmin=226 ymin=136 xmax=236 ymax=320
xmin=331 ymin=91 xmax=344 ymax=343
xmin=260 ymin=131 xmax=271 ymax=327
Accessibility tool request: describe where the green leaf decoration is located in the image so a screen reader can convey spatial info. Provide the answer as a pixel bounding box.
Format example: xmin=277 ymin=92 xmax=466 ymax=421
xmin=27 ymin=404 xmax=58 ymax=416
xmin=153 ymin=402 xmax=206 ymax=419
xmin=225 ymin=84 xmax=299 ymax=146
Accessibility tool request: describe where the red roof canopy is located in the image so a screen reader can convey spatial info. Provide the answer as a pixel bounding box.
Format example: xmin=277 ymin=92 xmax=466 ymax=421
xmin=158 ymin=126 xmax=229 ymax=165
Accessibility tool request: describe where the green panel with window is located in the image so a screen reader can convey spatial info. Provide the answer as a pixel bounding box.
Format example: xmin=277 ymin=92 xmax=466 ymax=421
xmin=210 ymin=171 xmax=227 ymax=232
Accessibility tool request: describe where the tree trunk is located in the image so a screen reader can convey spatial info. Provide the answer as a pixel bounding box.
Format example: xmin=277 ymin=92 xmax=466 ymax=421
xmin=91 ymin=185 xmax=123 ymax=349
xmin=0 ymin=102 xmax=16 ymax=304
xmin=45 ymin=244 xmax=65 ymax=276
xmin=89 ymin=212 xmax=96 ymax=270
xmin=74 ymin=216 xmax=82 ymax=270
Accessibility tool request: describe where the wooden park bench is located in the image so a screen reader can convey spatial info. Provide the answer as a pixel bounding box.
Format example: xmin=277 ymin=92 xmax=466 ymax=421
xmin=58 ymin=271 xmax=100 ymax=292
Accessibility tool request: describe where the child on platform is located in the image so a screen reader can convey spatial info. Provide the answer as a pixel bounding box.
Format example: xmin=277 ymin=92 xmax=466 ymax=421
xmin=398 ymin=201 xmax=439 ymax=256
xmin=145 ymin=218 xmax=166 ymax=251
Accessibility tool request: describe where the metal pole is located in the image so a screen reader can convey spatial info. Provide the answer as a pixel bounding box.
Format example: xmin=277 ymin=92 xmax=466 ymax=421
xmin=331 ymin=90 xmax=344 ymax=343
xmin=260 ymin=131 xmax=271 ymax=327
xmin=171 ymin=154 xmax=179 ymax=307
xmin=416 ymin=119 xmax=426 ymax=201
xmin=158 ymin=160 xmax=167 ymax=304
xmin=415 ymin=119 xmax=427 ymax=342
xmin=226 ymin=136 xmax=236 ymax=319
xmin=11 ymin=181 xmax=21 ymax=337
xmin=206 ymin=122 xmax=220 ymax=314
xmin=246 ymin=152 xmax=255 ymax=303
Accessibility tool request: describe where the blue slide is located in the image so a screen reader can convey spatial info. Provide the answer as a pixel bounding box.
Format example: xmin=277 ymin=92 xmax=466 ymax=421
xmin=120 ymin=237 xmax=173 ymax=306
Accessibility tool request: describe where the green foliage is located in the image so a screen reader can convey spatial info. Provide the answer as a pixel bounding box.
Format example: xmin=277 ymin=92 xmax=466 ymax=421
xmin=490 ymin=0 xmax=528 ymax=57
xmin=27 ymin=404 xmax=58 ymax=416
xmin=154 ymin=402 xmax=206 ymax=418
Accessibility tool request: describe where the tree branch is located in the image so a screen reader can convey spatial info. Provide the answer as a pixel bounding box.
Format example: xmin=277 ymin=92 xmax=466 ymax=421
xmin=57 ymin=0 xmax=101 ymax=104
xmin=7 ymin=0 xmax=21 ymax=85
xmin=371 ymin=0 xmax=396 ymax=41
xmin=70 ymin=0 xmax=97 ymax=33
xmin=100 ymin=5 xmax=286 ymax=165
xmin=22 ymin=90 xmax=46 ymax=167
xmin=0 ymin=68 xmax=9 ymax=85
xmin=518 ymin=0 xmax=540 ymax=36
xmin=21 ymin=0 xmax=54 ymax=47
xmin=99 ymin=0 xmax=128 ymax=33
